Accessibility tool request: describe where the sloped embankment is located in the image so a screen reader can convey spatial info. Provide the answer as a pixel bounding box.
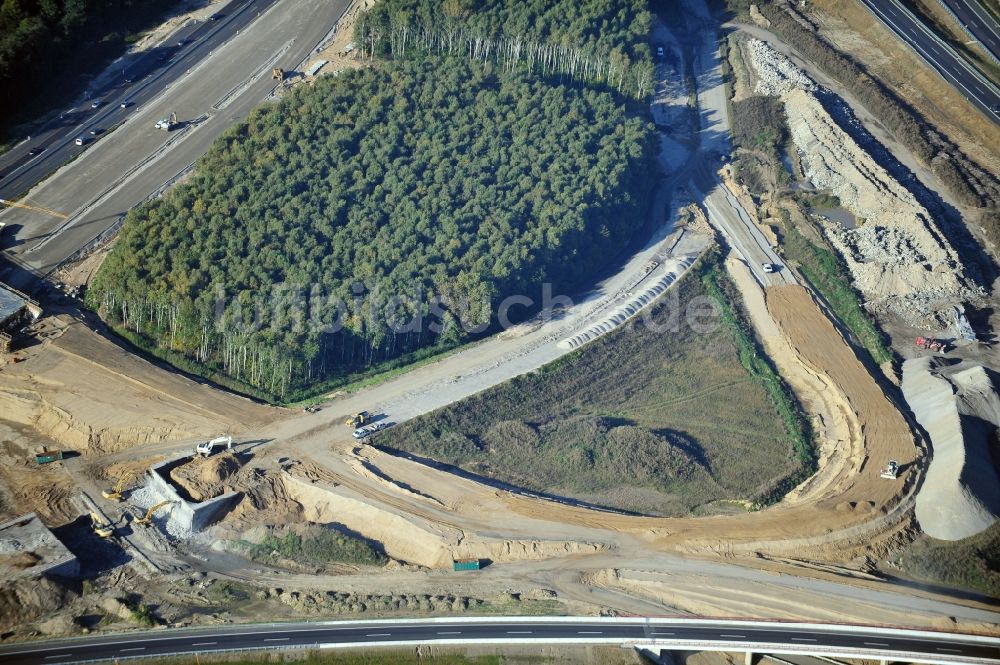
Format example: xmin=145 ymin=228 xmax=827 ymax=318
xmin=902 ymin=357 xmax=1000 ymax=540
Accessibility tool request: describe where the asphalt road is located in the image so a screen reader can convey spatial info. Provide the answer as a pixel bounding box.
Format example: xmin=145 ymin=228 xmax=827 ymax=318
xmin=0 ymin=0 xmax=276 ymax=199
xmin=940 ymin=0 xmax=1000 ymax=64
xmin=0 ymin=0 xmax=348 ymax=285
xmin=0 ymin=619 xmax=996 ymax=664
xmin=860 ymin=0 xmax=1000 ymax=123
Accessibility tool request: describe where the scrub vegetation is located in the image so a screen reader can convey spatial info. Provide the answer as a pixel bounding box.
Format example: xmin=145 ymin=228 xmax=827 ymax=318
xmin=377 ymin=254 xmax=805 ymax=516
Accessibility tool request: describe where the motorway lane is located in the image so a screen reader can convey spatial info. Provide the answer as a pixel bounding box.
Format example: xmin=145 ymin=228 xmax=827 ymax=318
xmin=941 ymin=0 xmax=1000 ymax=64
xmin=1 ymin=619 xmax=998 ymax=664
xmin=0 ymin=0 xmax=349 ymax=283
xmin=0 ymin=0 xmax=277 ymax=199
xmin=861 ymin=0 xmax=1000 ymax=123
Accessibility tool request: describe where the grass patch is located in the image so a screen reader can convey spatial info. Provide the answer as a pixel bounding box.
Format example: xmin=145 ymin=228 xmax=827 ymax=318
xmin=235 ymin=528 xmax=387 ymax=568
xmin=779 ymin=210 xmax=893 ymax=365
xmin=699 ymin=261 xmax=815 ymax=507
xmin=893 ymin=523 xmax=1000 ymax=597
xmin=377 ymin=251 xmax=806 ymax=515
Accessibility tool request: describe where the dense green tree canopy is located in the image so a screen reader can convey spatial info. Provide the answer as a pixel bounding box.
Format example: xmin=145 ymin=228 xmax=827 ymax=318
xmin=90 ymin=55 xmax=656 ymax=398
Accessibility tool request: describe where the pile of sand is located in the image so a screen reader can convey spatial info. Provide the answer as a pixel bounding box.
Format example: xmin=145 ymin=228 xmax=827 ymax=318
xmin=0 ymin=577 xmax=77 ymax=633
xmin=169 ymin=453 xmax=243 ymax=502
xmin=902 ymin=357 xmax=1000 ymax=540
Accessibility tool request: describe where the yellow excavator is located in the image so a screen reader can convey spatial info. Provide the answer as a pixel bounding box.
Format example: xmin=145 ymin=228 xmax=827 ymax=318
xmin=345 ymin=411 xmax=370 ymax=427
xmin=135 ymin=500 xmax=173 ymax=527
xmin=0 ymin=197 xmax=67 ymax=219
xmin=90 ymin=512 xmax=114 ymax=539
xmin=102 ymin=470 xmax=138 ymax=501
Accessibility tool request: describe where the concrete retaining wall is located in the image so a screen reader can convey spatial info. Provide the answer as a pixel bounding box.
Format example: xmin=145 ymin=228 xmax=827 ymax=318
xmin=148 ymin=456 xmax=241 ymax=533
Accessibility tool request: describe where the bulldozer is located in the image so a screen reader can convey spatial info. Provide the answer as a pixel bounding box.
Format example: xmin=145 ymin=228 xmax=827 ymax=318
xmin=345 ymin=411 xmax=370 ymax=428
xmin=102 ymin=470 xmax=138 ymax=501
xmin=135 ymin=500 xmax=173 ymax=527
xmin=879 ymin=459 xmax=899 ymax=480
xmin=272 ymin=67 xmax=285 ymax=81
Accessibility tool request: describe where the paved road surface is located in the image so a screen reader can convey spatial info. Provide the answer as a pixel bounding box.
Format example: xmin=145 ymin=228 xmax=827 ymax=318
xmin=940 ymin=0 xmax=1000 ymax=64
xmin=0 ymin=0 xmax=276 ymax=198
xmin=860 ymin=0 xmax=1000 ymax=123
xmin=0 ymin=618 xmax=996 ymax=664
xmin=0 ymin=0 xmax=348 ymax=284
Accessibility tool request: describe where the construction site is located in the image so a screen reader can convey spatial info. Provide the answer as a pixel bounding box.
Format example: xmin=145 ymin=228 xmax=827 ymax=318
xmin=0 ymin=0 xmax=1000 ymax=659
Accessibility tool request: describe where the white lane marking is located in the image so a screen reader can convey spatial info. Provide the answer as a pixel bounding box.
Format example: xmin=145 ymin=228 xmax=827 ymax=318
xmin=721 ymin=634 xmax=746 ymax=638
xmin=436 ymin=631 xmax=462 ymax=635
xmin=507 ymin=631 xmax=533 ymax=634
xmin=192 ymin=642 xmax=217 ymax=646
xmin=791 ymin=637 xmax=816 ymax=642
xmin=653 ymin=632 xmax=675 ymax=635
xmin=937 ymin=648 xmax=963 ymax=653
xmin=865 ymin=642 xmax=890 ymax=647
xmin=578 ymin=631 xmax=603 ymax=634
xmin=120 ymin=647 xmax=146 ymax=652
xmin=366 ymin=633 xmax=392 ymax=637
xmin=264 ymin=637 xmax=289 ymax=642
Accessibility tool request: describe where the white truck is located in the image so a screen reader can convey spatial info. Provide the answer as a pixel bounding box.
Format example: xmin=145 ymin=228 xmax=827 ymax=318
xmin=195 ymin=435 xmax=232 ymax=457
xmin=155 ymin=112 xmax=178 ymax=131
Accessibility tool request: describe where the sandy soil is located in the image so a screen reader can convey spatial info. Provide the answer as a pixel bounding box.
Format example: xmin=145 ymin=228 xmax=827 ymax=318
xmin=0 ymin=315 xmax=281 ymax=453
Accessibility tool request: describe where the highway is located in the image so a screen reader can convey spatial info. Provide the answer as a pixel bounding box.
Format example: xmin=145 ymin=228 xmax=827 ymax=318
xmin=859 ymin=0 xmax=1000 ymax=123
xmin=0 ymin=618 xmax=997 ymax=664
xmin=0 ymin=0 xmax=349 ymax=285
xmin=0 ymin=0 xmax=277 ymax=199
xmin=940 ymin=0 xmax=1000 ymax=64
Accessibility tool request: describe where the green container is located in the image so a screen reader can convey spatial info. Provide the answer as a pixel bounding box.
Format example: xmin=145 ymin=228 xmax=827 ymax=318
xmin=35 ymin=451 xmax=64 ymax=464
xmin=452 ymin=558 xmax=480 ymax=571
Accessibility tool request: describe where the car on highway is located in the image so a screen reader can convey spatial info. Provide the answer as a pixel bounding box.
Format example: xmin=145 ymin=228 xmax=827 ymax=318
xmin=74 ymin=136 xmax=89 ymax=146
xmin=209 ymin=12 xmax=224 ymax=20
xmin=90 ymin=100 xmax=102 ymax=109
xmin=28 ymin=147 xmax=44 ymax=156
xmin=120 ymin=100 xmax=132 ymax=109
xmin=761 ymin=262 xmax=777 ymax=274
xmin=89 ymin=128 xmax=102 ymax=136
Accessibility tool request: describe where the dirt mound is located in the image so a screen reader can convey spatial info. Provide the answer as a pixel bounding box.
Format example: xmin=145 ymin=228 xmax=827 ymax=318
xmin=169 ymin=453 xmax=243 ymax=502
xmin=903 ymin=358 xmax=1000 ymax=540
xmin=745 ymin=39 xmax=979 ymax=324
xmin=0 ymin=576 xmax=77 ymax=633
xmin=766 ymin=284 xmax=915 ymax=509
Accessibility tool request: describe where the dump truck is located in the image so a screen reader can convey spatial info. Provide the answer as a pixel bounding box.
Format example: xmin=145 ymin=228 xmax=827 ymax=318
xmin=452 ymin=558 xmax=481 ymax=571
xmin=195 ymin=434 xmax=232 ymax=457
xmin=345 ymin=411 xmax=370 ymax=427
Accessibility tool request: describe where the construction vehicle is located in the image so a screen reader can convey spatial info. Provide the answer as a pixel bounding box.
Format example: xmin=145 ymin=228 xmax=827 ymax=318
xmin=135 ymin=500 xmax=173 ymax=527
xmin=154 ymin=112 xmax=178 ymax=131
xmin=195 ymin=434 xmax=232 ymax=457
xmin=90 ymin=512 xmax=114 ymax=538
xmin=272 ymin=67 xmax=285 ymax=80
xmin=880 ymin=459 xmax=899 ymax=480
xmin=34 ymin=450 xmax=64 ymax=464
xmin=102 ymin=470 xmax=138 ymax=501
xmin=915 ymin=336 xmax=947 ymax=353
xmin=345 ymin=411 xmax=370 ymax=428
xmin=0 ymin=197 xmax=68 ymax=219
xmin=452 ymin=558 xmax=481 ymax=571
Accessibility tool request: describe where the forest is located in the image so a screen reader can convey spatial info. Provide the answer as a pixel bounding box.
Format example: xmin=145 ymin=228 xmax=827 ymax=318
xmin=0 ymin=0 xmax=175 ymax=134
xmin=355 ymin=0 xmax=655 ymax=97
xmin=89 ymin=51 xmax=657 ymax=400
